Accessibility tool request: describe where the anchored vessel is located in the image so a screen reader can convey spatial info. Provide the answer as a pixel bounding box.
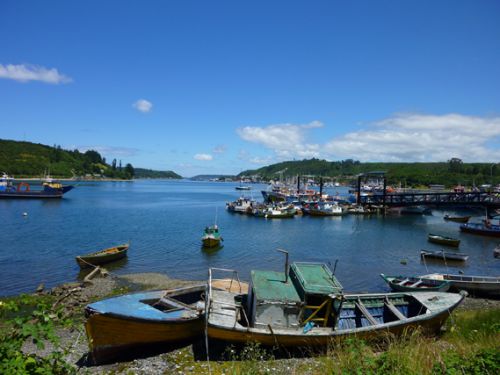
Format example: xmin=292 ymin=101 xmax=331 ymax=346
xmin=380 ymin=274 xmax=451 ymax=292
xmin=206 ymin=260 xmax=464 ymax=349
xmin=76 ymin=243 xmax=129 ymax=269
xmin=202 ymin=225 xmax=222 ymax=248
xmin=0 ymin=173 xmax=74 ymax=198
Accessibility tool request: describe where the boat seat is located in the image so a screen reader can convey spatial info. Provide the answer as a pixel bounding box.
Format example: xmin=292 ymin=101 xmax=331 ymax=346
xmin=384 ymin=297 xmax=406 ymax=320
xmin=157 ymin=297 xmax=189 ymax=310
xmin=410 ymin=280 xmax=423 ymax=288
xmin=355 ymin=300 xmax=378 ymax=326
xmin=398 ymin=278 xmax=409 ymax=286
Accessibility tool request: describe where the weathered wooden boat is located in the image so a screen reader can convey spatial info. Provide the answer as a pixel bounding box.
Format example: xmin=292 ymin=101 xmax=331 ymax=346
xmin=380 ymin=274 xmax=451 ymax=292
xmin=443 ymin=214 xmax=471 ymax=223
xmin=460 ymin=221 xmax=500 ymax=237
xmin=427 ymin=233 xmax=460 ymax=247
xmin=76 ymin=243 xmax=129 ymax=269
xmin=303 ymin=202 xmax=345 ymax=216
xmin=420 ymin=249 xmax=469 ymax=262
xmin=202 ymin=225 xmax=222 ymax=248
xmin=0 ymin=173 xmax=74 ymax=199
xmin=419 ymin=273 xmax=500 ymax=298
xmin=205 ymin=260 xmax=464 ymax=350
xmin=84 ymin=285 xmax=206 ymax=364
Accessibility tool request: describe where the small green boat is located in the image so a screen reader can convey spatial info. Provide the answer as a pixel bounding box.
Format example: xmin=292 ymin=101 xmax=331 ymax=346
xmin=202 ymin=225 xmax=222 ymax=248
xmin=76 ymin=243 xmax=129 ymax=269
xmin=380 ymin=274 xmax=451 ymax=292
xmin=428 ymin=233 xmax=460 ymax=247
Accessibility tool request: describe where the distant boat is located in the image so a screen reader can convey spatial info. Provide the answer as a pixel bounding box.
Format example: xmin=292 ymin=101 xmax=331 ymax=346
xmin=226 ymin=197 xmax=255 ymax=214
xmin=460 ymin=221 xmax=500 ymax=237
xmin=202 ymin=225 xmax=222 ymax=248
xmin=235 ymin=185 xmax=251 ymax=191
xmin=420 ymin=249 xmax=469 ymax=262
xmin=303 ymin=202 xmax=345 ymax=216
xmin=427 ymin=233 xmax=460 ymax=247
xmin=380 ymin=274 xmax=451 ymax=292
xmin=76 ymin=243 xmax=129 ymax=269
xmin=253 ymin=205 xmax=296 ymax=218
xmin=0 ymin=172 xmax=74 ymax=199
xmin=443 ymin=214 xmax=471 ymax=223
xmin=84 ymin=284 xmax=206 ymax=364
xmin=419 ymin=273 xmax=500 ymax=298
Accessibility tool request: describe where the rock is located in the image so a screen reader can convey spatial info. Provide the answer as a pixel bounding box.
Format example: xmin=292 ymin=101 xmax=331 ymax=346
xmin=36 ymin=283 xmax=45 ymax=293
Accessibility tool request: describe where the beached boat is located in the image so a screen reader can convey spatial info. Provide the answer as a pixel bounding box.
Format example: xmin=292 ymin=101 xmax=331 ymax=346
xmin=205 ymin=261 xmax=464 ymax=350
xmin=443 ymin=214 xmax=471 ymax=223
xmin=303 ymin=202 xmax=345 ymax=216
xmin=460 ymin=221 xmax=500 ymax=237
xmin=202 ymin=225 xmax=222 ymax=248
xmin=427 ymin=233 xmax=460 ymax=247
xmin=380 ymin=274 xmax=451 ymax=292
xmin=76 ymin=244 xmax=129 ymax=269
xmin=420 ymin=249 xmax=469 ymax=262
xmin=419 ymin=273 xmax=500 ymax=298
xmin=84 ymin=285 xmax=206 ymax=364
xmin=0 ymin=173 xmax=74 ymax=199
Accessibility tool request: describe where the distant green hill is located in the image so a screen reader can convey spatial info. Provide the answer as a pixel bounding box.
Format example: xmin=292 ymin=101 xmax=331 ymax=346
xmin=0 ymin=139 xmax=135 ymax=179
xmin=134 ymin=168 xmax=181 ymax=179
xmin=239 ymin=158 xmax=498 ymax=187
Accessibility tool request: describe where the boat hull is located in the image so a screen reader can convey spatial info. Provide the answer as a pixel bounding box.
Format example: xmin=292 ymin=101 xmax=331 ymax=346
xmin=444 ymin=215 xmax=470 ymax=223
xmin=421 ymin=274 xmax=500 ymax=298
xmin=460 ymin=223 xmax=500 ymax=237
xmin=420 ymin=250 xmax=468 ymax=262
xmin=428 ymin=234 xmax=460 ymax=247
xmin=202 ymin=237 xmax=221 ymax=248
xmin=76 ymin=244 xmax=129 ymax=268
xmin=381 ymin=274 xmax=450 ymax=292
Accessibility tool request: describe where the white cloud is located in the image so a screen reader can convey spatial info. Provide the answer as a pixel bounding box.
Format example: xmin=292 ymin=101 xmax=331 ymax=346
xmin=194 ymin=153 xmax=213 ymax=161
xmin=213 ymin=145 xmax=226 ymax=154
xmin=133 ymin=99 xmax=153 ymax=113
xmin=324 ymin=113 xmax=500 ymax=162
xmin=237 ymin=121 xmax=323 ymax=159
xmin=0 ymin=63 xmax=72 ymax=84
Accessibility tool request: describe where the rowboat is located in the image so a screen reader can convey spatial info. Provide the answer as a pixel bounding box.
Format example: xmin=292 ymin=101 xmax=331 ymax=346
xmin=202 ymin=225 xmax=222 ymax=248
xmin=419 ymin=273 xmax=500 ymax=298
xmin=84 ymin=285 xmax=206 ymax=364
xmin=420 ymin=249 xmax=469 ymax=262
xmin=76 ymin=243 xmax=129 ymax=269
xmin=427 ymin=233 xmax=460 ymax=247
xmin=380 ymin=274 xmax=451 ymax=292
xmin=460 ymin=221 xmax=500 ymax=237
xmin=205 ymin=260 xmax=464 ymax=351
xmin=443 ymin=214 xmax=471 ymax=223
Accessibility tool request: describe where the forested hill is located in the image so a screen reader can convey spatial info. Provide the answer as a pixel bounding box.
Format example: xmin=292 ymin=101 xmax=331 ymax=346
xmin=239 ymin=158 xmax=499 ymax=187
xmin=134 ymin=168 xmax=181 ymax=179
xmin=0 ymin=139 xmax=135 ymax=179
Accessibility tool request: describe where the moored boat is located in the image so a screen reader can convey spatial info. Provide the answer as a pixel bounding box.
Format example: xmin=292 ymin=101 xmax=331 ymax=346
xmin=380 ymin=274 xmax=451 ymax=292
xmin=419 ymin=273 xmax=500 ymax=298
xmin=253 ymin=205 xmax=296 ymax=218
xmin=226 ymin=196 xmax=255 ymax=214
xmin=202 ymin=225 xmax=222 ymax=248
xmin=303 ymin=202 xmax=345 ymax=216
xmin=0 ymin=173 xmax=74 ymax=199
xmin=420 ymin=249 xmax=469 ymax=262
xmin=76 ymin=244 xmax=129 ymax=269
xmin=427 ymin=233 xmax=460 ymax=247
xmin=206 ymin=260 xmax=464 ymax=350
xmin=444 ymin=214 xmax=471 ymax=223
xmin=460 ymin=221 xmax=500 ymax=237
xmin=84 ymin=285 xmax=206 ymax=364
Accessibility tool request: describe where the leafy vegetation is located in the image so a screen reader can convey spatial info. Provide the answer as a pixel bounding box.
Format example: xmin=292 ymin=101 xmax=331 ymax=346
xmin=0 ymin=139 xmax=135 ymax=179
xmin=134 ymin=168 xmax=182 ymax=179
xmin=240 ymin=158 xmax=500 ymax=187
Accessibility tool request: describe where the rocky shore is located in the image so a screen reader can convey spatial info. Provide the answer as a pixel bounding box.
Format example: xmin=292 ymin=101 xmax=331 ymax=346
xmin=14 ymin=272 xmax=500 ymax=374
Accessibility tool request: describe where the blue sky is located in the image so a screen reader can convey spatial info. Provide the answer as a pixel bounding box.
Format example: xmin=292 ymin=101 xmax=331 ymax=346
xmin=1 ymin=0 xmax=500 ymax=176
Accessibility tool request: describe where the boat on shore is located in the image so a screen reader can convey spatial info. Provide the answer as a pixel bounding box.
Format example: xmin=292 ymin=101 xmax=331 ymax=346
xmin=419 ymin=273 xmax=500 ymax=298
xmin=202 ymin=225 xmax=222 ymax=248
xmin=84 ymin=285 xmax=206 ymax=364
xmin=206 ymin=260 xmax=464 ymax=350
xmin=0 ymin=173 xmax=74 ymax=199
xmin=460 ymin=221 xmax=500 ymax=237
xmin=444 ymin=214 xmax=471 ymax=223
xmin=380 ymin=274 xmax=451 ymax=292
xmin=420 ymin=249 xmax=469 ymax=262
xmin=427 ymin=233 xmax=460 ymax=247
xmin=76 ymin=244 xmax=129 ymax=269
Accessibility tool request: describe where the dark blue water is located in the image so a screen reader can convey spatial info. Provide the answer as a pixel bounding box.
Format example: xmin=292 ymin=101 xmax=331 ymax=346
xmin=1 ymin=180 xmax=499 ymax=296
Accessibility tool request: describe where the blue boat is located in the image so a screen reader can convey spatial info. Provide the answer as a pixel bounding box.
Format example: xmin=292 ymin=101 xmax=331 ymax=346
xmin=0 ymin=173 xmax=74 ymax=198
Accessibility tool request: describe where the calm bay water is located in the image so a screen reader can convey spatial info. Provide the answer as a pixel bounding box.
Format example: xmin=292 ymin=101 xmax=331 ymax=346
xmin=1 ymin=180 xmax=499 ymax=296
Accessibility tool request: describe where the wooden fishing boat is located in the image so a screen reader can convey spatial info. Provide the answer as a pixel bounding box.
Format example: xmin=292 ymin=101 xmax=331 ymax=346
xmin=206 ymin=261 xmax=464 ymax=350
xmin=84 ymin=285 xmax=206 ymax=364
xmin=460 ymin=221 xmax=500 ymax=237
xmin=443 ymin=214 xmax=471 ymax=223
xmin=76 ymin=243 xmax=129 ymax=269
xmin=253 ymin=205 xmax=296 ymax=218
xmin=380 ymin=274 xmax=451 ymax=292
xmin=202 ymin=225 xmax=222 ymax=248
xmin=420 ymin=249 xmax=469 ymax=262
xmin=419 ymin=273 xmax=500 ymax=298
xmin=427 ymin=233 xmax=460 ymax=247
xmin=303 ymin=202 xmax=345 ymax=216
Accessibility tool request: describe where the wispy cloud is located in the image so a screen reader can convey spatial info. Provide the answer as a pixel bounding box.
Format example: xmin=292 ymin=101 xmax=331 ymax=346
xmin=325 ymin=113 xmax=500 ymax=162
xmin=75 ymin=145 xmax=139 ymax=158
xmin=0 ymin=63 xmax=72 ymax=84
xmin=133 ymin=99 xmax=153 ymax=113
xmin=237 ymin=121 xmax=323 ymax=159
xmin=194 ymin=153 xmax=213 ymax=161
xmin=213 ymin=144 xmax=227 ymax=154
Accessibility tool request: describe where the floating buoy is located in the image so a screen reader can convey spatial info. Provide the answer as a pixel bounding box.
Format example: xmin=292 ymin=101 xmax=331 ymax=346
xmin=22 ymin=212 xmax=28 ymax=217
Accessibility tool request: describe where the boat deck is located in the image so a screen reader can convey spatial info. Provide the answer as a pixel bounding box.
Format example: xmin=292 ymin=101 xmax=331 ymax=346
xmin=209 ymin=289 xmax=245 ymax=328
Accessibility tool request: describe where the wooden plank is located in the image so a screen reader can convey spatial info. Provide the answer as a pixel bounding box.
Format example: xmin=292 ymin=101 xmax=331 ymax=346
xmin=355 ymin=300 xmax=378 ymax=325
xmin=410 ymin=280 xmax=423 ymax=288
xmin=384 ymin=298 xmax=406 ymax=320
